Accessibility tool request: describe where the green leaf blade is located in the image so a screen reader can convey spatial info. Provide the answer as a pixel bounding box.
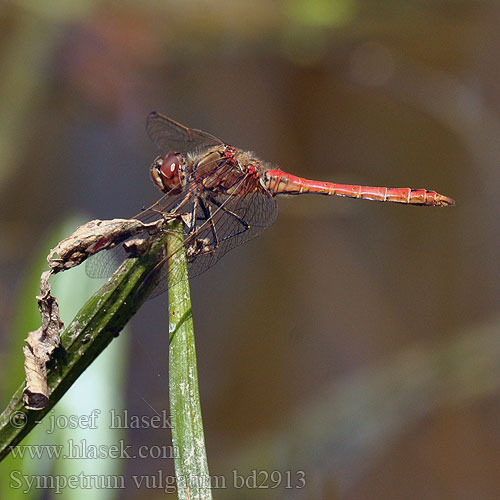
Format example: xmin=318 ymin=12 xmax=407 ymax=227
xmin=167 ymin=220 xmax=212 ymax=500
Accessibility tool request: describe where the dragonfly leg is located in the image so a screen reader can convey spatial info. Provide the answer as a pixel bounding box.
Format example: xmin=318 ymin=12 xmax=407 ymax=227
xmin=171 ymin=190 xmax=193 ymax=214
xmin=152 ymin=191 xmax=194 ymax=235
xmin=196 ymin=198 xmax=220 ymax=254
xmin=208 ymin=196 xmax=250 ymax=241
xmin=186 ymin=196 xmax=199 ymax=234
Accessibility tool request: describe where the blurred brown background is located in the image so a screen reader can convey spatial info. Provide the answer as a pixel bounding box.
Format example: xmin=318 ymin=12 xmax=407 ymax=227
xmin=0 ymin=1 xmax=498 ymax=499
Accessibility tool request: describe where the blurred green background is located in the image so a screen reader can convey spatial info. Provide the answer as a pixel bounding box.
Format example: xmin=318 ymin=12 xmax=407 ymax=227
xmin=0 ymin=0 xmax=498 ymax=499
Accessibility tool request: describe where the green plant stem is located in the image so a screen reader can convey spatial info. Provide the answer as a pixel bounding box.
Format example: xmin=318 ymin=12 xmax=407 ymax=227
xmin=168 ymin=219 xmax=212 ymax=500
xmin=0 ymin=230 xmax=170 ymax=461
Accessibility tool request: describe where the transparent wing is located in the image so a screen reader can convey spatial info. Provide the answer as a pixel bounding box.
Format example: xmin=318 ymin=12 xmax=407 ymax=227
xmin=85 ymin=244 xmax=129 ymax=279
xmin=85 ymin=189 xmax=193 ymax=279
xmin=145 ymin=186 xmax=278 ymax=298
xmin=146 ymin=111 xmax=224 ymax=156
xmin=186 ymin=190 xmax=277 ymax=279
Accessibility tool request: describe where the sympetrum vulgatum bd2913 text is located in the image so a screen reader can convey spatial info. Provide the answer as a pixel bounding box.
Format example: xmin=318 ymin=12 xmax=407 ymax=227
xmin=86 ymin=111 xmax=454 ymax=296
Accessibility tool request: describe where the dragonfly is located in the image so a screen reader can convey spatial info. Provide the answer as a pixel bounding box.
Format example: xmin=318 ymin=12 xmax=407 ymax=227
xmin=87 ymin=111 xmax=454 ymax=296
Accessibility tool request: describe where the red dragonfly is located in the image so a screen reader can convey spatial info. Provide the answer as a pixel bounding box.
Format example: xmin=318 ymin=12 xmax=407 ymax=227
xmin=87 ymin=111 xmax=454 ymax=295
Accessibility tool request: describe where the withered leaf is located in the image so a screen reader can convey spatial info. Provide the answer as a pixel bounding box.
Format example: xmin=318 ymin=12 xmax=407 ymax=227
xmin=23 ymin=216 xmax=168 ymax=410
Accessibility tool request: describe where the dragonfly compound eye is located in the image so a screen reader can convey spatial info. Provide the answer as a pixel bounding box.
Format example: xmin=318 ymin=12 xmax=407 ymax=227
xmin=160 ymin=153 xmax=179 ymax=180
xmin=150 ymin=153 xmax=183 ymax=194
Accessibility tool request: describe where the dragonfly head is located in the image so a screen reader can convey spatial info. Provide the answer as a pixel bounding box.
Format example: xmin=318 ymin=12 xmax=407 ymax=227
xmin=151 ymin=153 xmax=186 ymax=194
